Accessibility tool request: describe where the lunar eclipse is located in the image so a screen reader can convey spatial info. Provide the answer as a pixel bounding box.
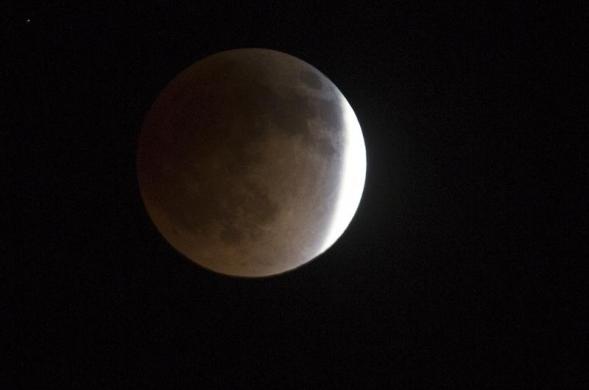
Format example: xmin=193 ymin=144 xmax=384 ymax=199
xmin=137 ymin=48 xmax=366 ymax=277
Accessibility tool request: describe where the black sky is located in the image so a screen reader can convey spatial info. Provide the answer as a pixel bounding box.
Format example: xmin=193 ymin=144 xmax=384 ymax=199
xmin=4 ymin=1 xmax=587 ymax=388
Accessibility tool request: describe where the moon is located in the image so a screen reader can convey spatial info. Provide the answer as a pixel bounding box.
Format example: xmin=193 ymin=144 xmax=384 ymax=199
xmin=137 ymin=48 xmax=366 ymax=277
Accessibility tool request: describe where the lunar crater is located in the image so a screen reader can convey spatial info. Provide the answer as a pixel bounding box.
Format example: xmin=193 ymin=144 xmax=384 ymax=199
xmin=300 ymin=70 xmax=323 ymax=90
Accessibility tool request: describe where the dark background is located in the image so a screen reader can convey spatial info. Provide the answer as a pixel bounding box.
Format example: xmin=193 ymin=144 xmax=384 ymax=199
xmin=4 ymin=1 xmax=587 ymax=387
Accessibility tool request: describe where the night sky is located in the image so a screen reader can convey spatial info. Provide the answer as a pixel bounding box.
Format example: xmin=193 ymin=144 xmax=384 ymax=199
xmin=4 ymin=2 xmax=587 ymax=387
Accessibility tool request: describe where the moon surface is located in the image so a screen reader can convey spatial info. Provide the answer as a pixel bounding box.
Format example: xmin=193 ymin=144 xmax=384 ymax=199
xmin=137 ymin=48 xmax=366 ymax=277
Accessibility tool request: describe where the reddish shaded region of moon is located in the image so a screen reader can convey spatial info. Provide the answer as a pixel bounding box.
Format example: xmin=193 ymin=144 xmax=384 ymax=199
xmin=137 ymin=48 xmax=366 ymax=277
